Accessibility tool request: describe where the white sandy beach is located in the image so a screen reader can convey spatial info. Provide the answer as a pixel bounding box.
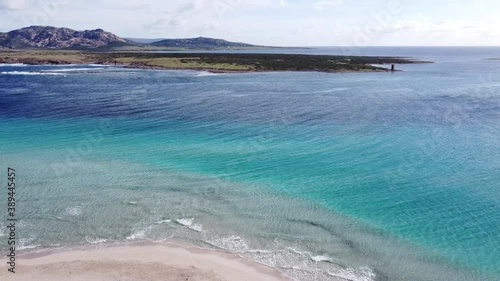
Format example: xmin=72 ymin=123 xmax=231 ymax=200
xmin=0 ymin=244 xmax=289 ymax=281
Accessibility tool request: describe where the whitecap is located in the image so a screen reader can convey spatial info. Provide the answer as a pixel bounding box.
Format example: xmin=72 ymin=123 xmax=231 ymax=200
xmin=176 ymin=218 xmax=194 ymax=226
xmin=18 ymin=236 xmax=39 ymax=250
xmin=176 ymin=218 xmax=203 ymax=232
xmin=49 ymin=67 xmax=105 ymax=72
xmin=329 ymin=267 xmax=376 ymax=281
xmin=0 ymin=71 xmax=66 ymax=76
xmin=207 ymin=235 xmax=250 ymax=253
xmin=195 ymin=71 xmax=220 ymax=77
xmin=18 ymin=244 xmax=41 ymax=250
xmin=86 ymin=237 xmax=107 ymax=244
xmin=154 ymin=219 xmax=171 ymax=225
xmin=126 ymin=226 xmax=152 ymax=240
xmin=286 ymin=247 xmax=333 ymax=263
xmin=86 ymin=63 xmax=112 ymax=67
xmin=64 ymin=206 xmax=83 ymax=216
xmin=0 ymin=63 xmax=28 ymax=67
xmin=311 ymin=255 xmax=333 ymax=263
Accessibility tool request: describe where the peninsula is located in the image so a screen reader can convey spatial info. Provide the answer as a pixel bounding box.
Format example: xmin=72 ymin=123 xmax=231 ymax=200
xmin=0 ymin=51 xmax=428 ymax=73
xmin=0 ymin=26 xmax=429 ymax=73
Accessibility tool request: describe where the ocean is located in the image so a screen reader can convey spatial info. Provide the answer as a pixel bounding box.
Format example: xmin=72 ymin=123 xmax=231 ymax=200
xmin=0 ymin=47 xmax=499 ymax=281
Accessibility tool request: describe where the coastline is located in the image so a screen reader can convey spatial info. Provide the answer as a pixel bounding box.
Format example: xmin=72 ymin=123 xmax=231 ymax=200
xmin=0 ymin=242 xmax=290 ymax=281
xmin=0 ymin=50 xmax=428 ymax=73
xmin=1 ymin=50 xmax=499 ymax=281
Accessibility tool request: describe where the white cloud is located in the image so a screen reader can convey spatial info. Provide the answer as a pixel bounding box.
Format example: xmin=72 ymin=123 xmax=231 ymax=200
xmin=1 ymin=0 xmax=500 ymax=46
xmin=0 ymin=0 xmax=28 ymax=10
xmin=314 ymin=0 xmax=343 ymax=11
xmin=177 ymin=0 xmax=205 ymax=13
xmin=376 ymin=19 xmax=500 ymax=46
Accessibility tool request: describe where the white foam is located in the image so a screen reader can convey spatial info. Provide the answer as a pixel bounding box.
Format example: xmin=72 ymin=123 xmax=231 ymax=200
xmin=18 ymin=236 xmax=39 ymax=250
xmin=329 ymin=267 xmax=376 ymax=281
xmin=195 ymin=71 xmax=220 ymax=77
xmin=64 ymin=206 xmax=83 ymax=216
xmin=126 ymin=226 xmax=152 ymax=240
xmin=154 ymin=219 xmax=171 ymax=225
xmin=176 ymin=218 xmax=193 ymax=226
xmin=311 ymin=255 xmax=333 ymax=263
xmin=86 ymin=237 xmax=107 ymax=244
xmin=18 ymin=244 xmax=41 ymax=250
xmin=246 ymin=249 xmax=274 ymax=254
xmin=250 ymin=245 xmax=377 ymax=281
xmin=0 ymin=71 xmax=66 ymax=76
xmin=287 ymin=247 xmax=333 ymax=263
xmin=49 ymin=67 xmax=105 ymax=72
xmin=287 ymin=247 xmax=309 ymax=256
xmin=203 ymin=235 xmax=378 ymax=281
xmin=0 ymin=63 xmax=28 ymax=67
xmin=191 ymin=224 xmax=203 ymax=232
xmin=86 ymin=64 xmax=111 ymax=67
xmin=176 ymin=218 xmax=203 ymax=232
xmin=208 ymin=235 xmax=250 ymax=253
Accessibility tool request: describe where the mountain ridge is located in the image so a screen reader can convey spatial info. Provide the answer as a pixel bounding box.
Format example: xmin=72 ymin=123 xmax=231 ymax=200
xmin=0 ymin=26 xmax=264 ymax=50
xmin=0 ymin=26 xmax=131 ymax=49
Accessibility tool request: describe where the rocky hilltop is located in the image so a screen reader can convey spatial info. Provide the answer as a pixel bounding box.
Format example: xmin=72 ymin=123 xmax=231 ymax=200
xmin=0 ymin=26 xmax=269 ymax=50
xmin=0 ymin=26 xmax=131 ymax=49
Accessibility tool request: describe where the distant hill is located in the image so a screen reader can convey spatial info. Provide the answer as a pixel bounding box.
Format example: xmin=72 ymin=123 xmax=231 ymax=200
xmin=0 ymin=26 xmax=265 ymax=50
xmin=0 ymin=26 xmax=133 ymax=49
xmin=126 ymin=38 xmax=166 ymax=44
xmin=149 ymin=37 xmax=260 ymax=49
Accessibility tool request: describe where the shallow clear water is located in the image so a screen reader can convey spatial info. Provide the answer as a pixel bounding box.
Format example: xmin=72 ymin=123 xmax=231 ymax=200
xmin=0 ymin=48 xmax=499 ymax=281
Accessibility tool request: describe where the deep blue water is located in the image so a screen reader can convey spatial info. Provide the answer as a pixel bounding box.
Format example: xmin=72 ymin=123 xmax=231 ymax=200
xmin=0 ymin=47 xmax=499 ymax=281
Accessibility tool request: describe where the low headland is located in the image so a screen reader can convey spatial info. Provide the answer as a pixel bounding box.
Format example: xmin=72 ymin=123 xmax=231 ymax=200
xmin=0 ymin=50 xmax=428 ymax=73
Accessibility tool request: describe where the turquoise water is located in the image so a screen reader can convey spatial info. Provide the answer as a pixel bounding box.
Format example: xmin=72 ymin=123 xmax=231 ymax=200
xmin=1 ymin=49 xmax=500 ymax=280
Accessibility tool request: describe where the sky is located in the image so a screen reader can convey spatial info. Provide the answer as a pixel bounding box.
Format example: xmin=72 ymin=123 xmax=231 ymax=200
xmin=0 ymin=0 xmax=499 ymax=46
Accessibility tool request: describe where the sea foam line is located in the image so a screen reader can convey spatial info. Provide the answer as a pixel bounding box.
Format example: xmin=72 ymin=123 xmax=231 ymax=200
xmin=0 ymin=71 xmax=66 ymax=76
xmin=0 ymin=63 xmax=28 ymax=67
xmin=126 ymin=226 xmax=152 ymax=240
xmin=48 ymin=67 xmax=105 ymax=72
xmin=176 ymin=218 xmax=203 ymax=232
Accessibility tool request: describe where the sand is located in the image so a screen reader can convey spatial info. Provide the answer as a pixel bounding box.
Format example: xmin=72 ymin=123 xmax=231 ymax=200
xmin=0 ymin=244 xmax=289 ymax=281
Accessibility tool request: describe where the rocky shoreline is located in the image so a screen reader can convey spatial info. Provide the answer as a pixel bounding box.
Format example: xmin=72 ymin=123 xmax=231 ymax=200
xmin=0 ymin=50 xmax=430 ymax=73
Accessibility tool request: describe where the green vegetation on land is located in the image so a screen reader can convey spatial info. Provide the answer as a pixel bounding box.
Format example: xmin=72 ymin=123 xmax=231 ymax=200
xmin=0 ymin=50 xmax=429 ymax=73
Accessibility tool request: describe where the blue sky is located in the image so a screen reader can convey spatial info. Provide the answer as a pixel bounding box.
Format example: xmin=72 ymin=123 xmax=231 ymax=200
xmin=0 ymin=0 xmax=499 ymax=46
